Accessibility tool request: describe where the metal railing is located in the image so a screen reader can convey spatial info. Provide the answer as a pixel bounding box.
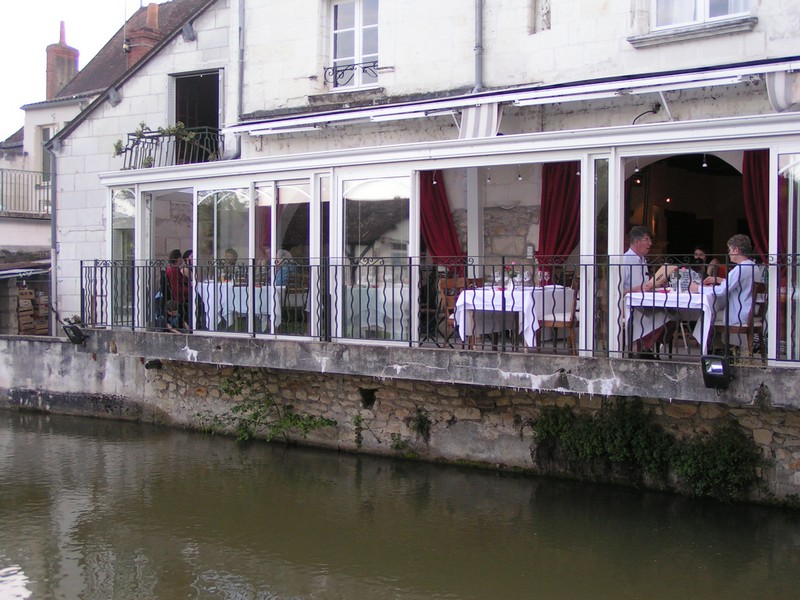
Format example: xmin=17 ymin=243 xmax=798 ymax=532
xmin=78 ymin=254 xmax=800 ymax=363
xmin=0 ymin=169 xmax=51 ymax=215
xmin=323 ymin=60 xmax=379 ymax=88
xmin=116 ymin=126 xmax=223 ymax=170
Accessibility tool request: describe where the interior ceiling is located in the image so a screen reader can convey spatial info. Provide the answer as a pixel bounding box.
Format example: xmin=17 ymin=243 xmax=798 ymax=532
xmin=665 ymin=153 xmax=740 ymax=176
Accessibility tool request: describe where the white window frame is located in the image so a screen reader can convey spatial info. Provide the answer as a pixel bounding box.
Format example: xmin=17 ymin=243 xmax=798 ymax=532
xmin=653 ymin=0 xmax=750 ymax=30
xmin=330 ymin=0 xmax=379 ymax=90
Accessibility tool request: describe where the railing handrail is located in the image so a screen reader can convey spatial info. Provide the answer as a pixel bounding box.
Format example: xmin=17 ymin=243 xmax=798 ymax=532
xmin=78 ymin=255 xmax=800 ymax=364
xmin=116 ymin=125 xmax=223 ymax=170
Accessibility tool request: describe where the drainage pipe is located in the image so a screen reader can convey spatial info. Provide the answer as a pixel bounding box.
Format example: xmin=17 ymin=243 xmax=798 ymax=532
xmin=473 ymin=0 xmax=484 ymax=93
xmin=223 ymin=0 xmax=245 ymax=159
xmin=44 ymin=141 xmax=58 ymax=332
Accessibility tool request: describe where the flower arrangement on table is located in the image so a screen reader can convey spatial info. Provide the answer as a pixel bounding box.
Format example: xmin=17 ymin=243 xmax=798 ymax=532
xmin=504 ymin=262 xmax=519 ymax=279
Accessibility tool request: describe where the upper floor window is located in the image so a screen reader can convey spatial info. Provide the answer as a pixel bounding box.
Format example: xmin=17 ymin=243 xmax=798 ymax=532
xmin=655 ymin=0 xmax=749 ymax=28
xmin=40 ymin=126 xmax=52 ymax=181
xmin=330 ymin=0 xmax=378 ymax=89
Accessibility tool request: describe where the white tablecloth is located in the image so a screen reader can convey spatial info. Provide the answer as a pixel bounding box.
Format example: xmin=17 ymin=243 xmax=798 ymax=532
xmin=454 ymin=285 xmax=571 ymax=347
xmin=197 ymin=281 xmax=282 ymax=332
xmin=345 ymin=284 xmax=410 ymax=340
xmin=624 ymin=289 xmax=716 ymax=351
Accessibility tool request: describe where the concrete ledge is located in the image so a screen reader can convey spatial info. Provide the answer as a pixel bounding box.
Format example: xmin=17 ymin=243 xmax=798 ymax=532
xmin=77 ymin=329 xmax=800 ymax=408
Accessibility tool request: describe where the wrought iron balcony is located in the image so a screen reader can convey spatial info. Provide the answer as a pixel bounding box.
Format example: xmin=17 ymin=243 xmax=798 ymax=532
xmin=323 ymin=60 xmax=379 ymax=88
xmin=0 ymin=169 xmax=51 ymax=216
xmin=114 ymin=124 xmax=223 ymax=170
xmin=78 ymin=254 xmax=799 ymax=364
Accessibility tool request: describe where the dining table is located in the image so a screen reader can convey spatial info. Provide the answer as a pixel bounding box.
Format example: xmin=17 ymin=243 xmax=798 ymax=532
xmin=624 ymin=288 xmax=717 ymax=352
xmin=454 ymin=284 xmax=573 ymax=348
xmin=196 ymin=280 xmax=283 ymax=332
xmin=344 ymin=283 xmax=411 ymax=340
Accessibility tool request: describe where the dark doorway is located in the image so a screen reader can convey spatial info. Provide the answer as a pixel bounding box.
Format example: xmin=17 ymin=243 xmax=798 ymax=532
xmin=175 ymin=72 xmax=219 ymax=129
xmin=665 ymin=210 xmax=713 ymax=255
xmin=625 ymin=153 xmax=745 ymax=258
xmin=175 ymin=72 xmax=220 ymax=163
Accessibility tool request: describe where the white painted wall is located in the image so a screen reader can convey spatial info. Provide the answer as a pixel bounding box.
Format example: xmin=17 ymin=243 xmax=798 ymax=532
xmin=51 ymin=0 xmax=800 ymax=317
xmin=53 ymin=2 xmax=232 ymax=315
xmin=0 ymin=218 xmax=50 ymax=251
xmin=240 ymin=0 xmax=796 ymax=112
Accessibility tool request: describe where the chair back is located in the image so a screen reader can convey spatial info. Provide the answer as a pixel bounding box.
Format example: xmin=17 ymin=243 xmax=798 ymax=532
xmin=438 ymin=276 xmax=467 ymax=315
xmin=749 ymin=281 xmax=767 ymax=325
xmin=571 ymin=276 xmax=580 ymax=321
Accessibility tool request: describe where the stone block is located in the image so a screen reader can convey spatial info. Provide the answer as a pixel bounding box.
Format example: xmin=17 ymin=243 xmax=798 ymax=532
xmin=663 ymin=403 xmax=698 ymax=418
xmin=753 ymin=428 xmax=773 ymax=446
xmin=454 ymin=407 xmax=482 ymax=420
xmin=737 ymin=416 xmax=763 ymax=430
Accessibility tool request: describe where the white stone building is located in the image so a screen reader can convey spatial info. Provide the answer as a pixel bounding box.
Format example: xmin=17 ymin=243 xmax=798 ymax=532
xmin=47 ymin=0 xmax=800 ymax=362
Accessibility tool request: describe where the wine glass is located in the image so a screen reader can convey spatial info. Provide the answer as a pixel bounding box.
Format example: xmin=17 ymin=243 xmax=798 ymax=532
xmin=543 ymin=270 xmax=551 ymax=286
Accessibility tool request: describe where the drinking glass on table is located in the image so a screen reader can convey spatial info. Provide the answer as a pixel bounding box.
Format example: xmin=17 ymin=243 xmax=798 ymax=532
xmin=543 ymin=271 xmax=551 ymax=285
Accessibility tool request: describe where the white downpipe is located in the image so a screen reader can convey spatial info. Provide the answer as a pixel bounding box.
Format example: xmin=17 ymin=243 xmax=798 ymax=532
xmin=473 ymin=0 xmax=484 ymax=93
xmin=223 ymin=0 xmax=244 ymax=160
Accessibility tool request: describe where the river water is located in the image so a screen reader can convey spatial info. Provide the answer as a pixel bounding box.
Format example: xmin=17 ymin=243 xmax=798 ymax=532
xmin=1 ymin=410 xmax=799 ymax=600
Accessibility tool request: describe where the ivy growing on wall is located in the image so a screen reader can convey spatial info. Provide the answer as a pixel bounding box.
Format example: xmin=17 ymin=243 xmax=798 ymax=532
xmin=531 ymin=400 xmax=762 ymax=502
xmin=195 ymin=367 xmax=336 ymax=443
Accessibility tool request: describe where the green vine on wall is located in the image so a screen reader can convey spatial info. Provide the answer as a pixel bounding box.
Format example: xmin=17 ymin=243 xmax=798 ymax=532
xmin=531 ymin=400 xmax=762 ymax=502
xmin=408 ymin=408 xmax=432 ymax=444
xmin=195 ymin=368 xmax=336 ymax=443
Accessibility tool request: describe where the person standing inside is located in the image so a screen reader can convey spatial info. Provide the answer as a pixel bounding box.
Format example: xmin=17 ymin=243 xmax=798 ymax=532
xmin=165 ymin=249 xmax=190 ymax=329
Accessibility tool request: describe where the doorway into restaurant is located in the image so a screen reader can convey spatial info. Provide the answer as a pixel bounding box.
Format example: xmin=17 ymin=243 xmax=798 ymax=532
xmin=625 ymin=152 xmax=749 ymax=260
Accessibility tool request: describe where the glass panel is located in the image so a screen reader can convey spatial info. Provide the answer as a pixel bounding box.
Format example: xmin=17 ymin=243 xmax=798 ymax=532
xmin=710 ymin=0 xmax=748 ymax=18
xmin=196 ymin=188 xmax=249 ymax=265
xmin=594 ymin=159 xmax=609 ymax=355
xmin=334 ymin=31 xmax=354 ymax=60
xmin=111 ymin=189 xmax=135 ymax=326
xmin=195 ymin=189 xmax=249 ymax=332
xmin=41 ymin=127 xmax=51 ymax=181
xmin=342 ymin=177 xmax=411 ymax=341
xmin=255 ymin=184 xmax=274 ymax=283
xmin=277 ymin=181 xmax=311 ymax=335
xmin=778 ymin=154 xmax=800 ymax=361
xmin=315 ymin=176 xmax=331 ymax=339
xmin=656 ymin=0 xmax=696 ymax=27
xmin=363 ymin=0 xmax=379 ymax=25
xmin=334 ymin=2 xmax=355 ymax=30
xmin=111 ymin=189 xmax=135 ymax=257
xmin=363 ymin=26 xmax=378 ymax=56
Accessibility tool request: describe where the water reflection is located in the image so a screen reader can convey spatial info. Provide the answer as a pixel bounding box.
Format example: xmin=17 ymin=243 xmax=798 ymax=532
xmin=1 ymin=411 xmax=798 ymax=599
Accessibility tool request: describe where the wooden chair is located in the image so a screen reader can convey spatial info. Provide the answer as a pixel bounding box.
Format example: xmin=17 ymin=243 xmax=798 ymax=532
xmin=281 ymin=269 xmax=310 ymax=334
xmin=713 ymin=280 xmax=767 ymax=360
xmin=537 ymin=277 xmax=579 ymax=355
xmin=418 ymin=267 xmax=440 ymax=343
xmin=437 ymin=275 xmax=482 ymax=347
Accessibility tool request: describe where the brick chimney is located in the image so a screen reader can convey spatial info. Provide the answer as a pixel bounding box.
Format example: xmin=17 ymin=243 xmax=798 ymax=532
xmin=125 ymin=3 xmax=162 ymax=69
xmin=46 ymin=22 xmax=79 ymax=99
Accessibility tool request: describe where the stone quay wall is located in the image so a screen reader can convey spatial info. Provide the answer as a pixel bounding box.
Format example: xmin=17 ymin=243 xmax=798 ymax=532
xmin=1 ymin=336 xmax=799 ymax=504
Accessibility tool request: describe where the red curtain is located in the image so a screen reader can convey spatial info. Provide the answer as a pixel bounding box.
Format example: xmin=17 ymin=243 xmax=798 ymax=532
xmin=742 ymin=149 xmax=769 ymax=261
xmin=420 ymin=170 xmax=464 ymax=261
xmin=537 ymin=162 xmax=581 ymax=268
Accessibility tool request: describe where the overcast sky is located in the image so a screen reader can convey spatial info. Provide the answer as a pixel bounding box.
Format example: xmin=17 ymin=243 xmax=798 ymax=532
xmin=0 ymin=0 xmax=166 ymax=141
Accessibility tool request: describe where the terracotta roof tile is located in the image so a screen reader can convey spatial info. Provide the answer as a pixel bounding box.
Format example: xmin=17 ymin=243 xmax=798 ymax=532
xmin=56 ymin=0 xmax=213 ymax=99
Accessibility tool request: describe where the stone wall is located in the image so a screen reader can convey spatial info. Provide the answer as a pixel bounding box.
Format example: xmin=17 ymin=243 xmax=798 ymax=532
xmin=452 ymin=206 xmax=538 ymax=262
xmin=1 ymin=336 xmax=798 ymax=504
